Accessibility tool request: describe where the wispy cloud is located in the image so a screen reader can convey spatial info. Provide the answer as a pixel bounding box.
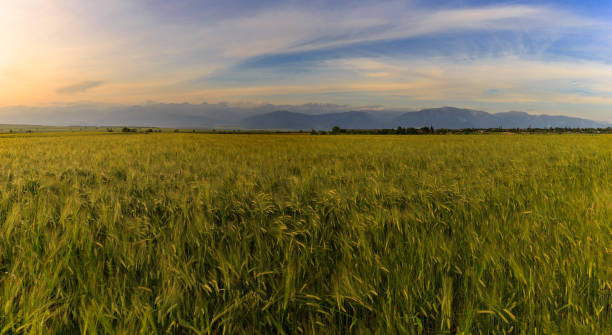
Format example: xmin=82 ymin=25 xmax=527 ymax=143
xmin=280 ymin=4 xmax=598 ymax=53
xmin=57 ymin=81 xmax=105 ymax=94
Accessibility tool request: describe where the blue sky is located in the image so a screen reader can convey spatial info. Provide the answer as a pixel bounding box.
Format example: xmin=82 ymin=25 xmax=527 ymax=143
xmin=1 ymin=0 xmax=612 ymax=121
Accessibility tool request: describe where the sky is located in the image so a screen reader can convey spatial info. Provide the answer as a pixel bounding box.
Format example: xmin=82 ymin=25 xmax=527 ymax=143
xmin=1 ymin=0 xmax=612 ymax=121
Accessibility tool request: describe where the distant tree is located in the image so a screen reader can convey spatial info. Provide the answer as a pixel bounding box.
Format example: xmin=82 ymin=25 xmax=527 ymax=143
xmin=331 ymin=126 xmax=341 ymax=134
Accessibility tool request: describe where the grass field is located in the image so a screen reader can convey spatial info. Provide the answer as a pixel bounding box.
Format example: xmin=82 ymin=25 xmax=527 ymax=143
xmin=0 ymin=133 xmax=610 ymax=334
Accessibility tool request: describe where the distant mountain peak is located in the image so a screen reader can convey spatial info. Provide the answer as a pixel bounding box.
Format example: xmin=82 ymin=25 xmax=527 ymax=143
xmin=0 ymin=103 xmax=607 ymax=129
xmin=241 ymin=108 xmax=608 ymax=130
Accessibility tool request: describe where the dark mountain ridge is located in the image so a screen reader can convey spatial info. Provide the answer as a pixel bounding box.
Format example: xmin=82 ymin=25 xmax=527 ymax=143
xmin=0 ymin=103 xmax=607 ymax=129
xmin=240 ymin=111 xmax=387 ymax=130
xmin=240 ymin=107 xmax=609 ymax=130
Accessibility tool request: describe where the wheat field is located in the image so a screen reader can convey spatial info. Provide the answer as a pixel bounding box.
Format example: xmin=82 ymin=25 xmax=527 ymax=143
xmin=0 ymin=133 xmax=610 ymax=334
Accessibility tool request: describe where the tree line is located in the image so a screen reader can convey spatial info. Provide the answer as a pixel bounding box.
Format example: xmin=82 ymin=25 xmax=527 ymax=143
xmin=310 ymin=126 xmax=612 ymax=135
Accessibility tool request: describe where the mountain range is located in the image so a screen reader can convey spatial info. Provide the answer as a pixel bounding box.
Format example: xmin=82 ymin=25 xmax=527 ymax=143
xmin=242 ymin=107 xmax=608 ymax=130
xmin=0 ymin=104 xmax=608 ymax=129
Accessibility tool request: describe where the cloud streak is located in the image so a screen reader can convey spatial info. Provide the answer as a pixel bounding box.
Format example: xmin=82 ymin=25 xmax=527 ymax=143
xmin=57 ymin=81 xmax=105 ymax=94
